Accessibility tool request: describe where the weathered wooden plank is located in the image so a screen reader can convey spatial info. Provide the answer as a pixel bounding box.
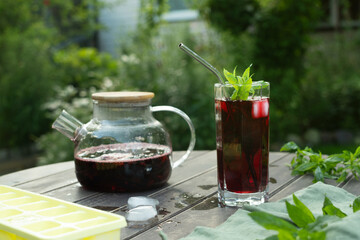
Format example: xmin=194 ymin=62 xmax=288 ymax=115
xmin=269 ymin=175 xmax=313 ymax=202
xmin=269 ymin=152 xmax=289 ymax=161
xmin=0 ymin=161 xmax=74 ymax=186
xmin=19 ymin=168 xmax=77 ymax=193
xmin=342 ymin=177 xmax=360 ymax=196
xmin=44 ymin=182 xmax=101 ymax=202
xmin=268 ymin=153 xmax=293 ymax=195
xmin=269 ymin=174 xmax=344 ymax=202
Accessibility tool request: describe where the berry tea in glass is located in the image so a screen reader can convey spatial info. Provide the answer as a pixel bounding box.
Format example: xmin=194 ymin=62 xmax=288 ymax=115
xmin=215 ymin=82 xmax=270 ymax=207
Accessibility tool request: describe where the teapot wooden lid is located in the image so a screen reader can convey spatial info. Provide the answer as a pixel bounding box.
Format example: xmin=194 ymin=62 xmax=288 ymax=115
xmin=92 ymin=91 xmax=155 ymax=103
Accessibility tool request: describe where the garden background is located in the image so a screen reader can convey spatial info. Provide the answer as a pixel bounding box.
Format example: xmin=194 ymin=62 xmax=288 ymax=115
xmin=1 ymin=0 xmax=360 ymax=174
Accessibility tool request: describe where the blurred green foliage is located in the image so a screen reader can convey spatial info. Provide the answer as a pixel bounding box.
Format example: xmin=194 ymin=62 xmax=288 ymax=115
xmin=53 ymin=47 xmax=119 ymax=89
xmin=0 ymin=0 xmax=58 ymax=148
xmin=0 ymin=25 xmax=57 ymax=148
xmin=43 ymin=0 xmax=105 ymax=40
xmin=193 ymin=0 xmax=259 ymax=35
xmin=300 ymin=32 xmax=360 ymax=132
xmin=0 ymin=0 xmax=106 ymax=150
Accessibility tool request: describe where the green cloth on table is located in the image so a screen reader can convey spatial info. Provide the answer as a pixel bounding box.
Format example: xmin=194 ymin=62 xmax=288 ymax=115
xmin=181 ymin=182 xmax=360 ymax=240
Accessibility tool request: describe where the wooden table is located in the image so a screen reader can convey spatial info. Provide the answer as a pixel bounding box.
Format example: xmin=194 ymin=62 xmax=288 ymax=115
xmin=0 ymin=150 xmax=359 ymax=239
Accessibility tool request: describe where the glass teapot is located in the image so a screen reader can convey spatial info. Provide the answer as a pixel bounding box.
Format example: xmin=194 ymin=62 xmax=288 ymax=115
xmin=52 ymin=91 xmax=196 ymax=192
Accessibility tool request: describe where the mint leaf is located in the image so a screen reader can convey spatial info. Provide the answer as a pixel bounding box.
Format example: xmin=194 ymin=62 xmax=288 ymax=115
xmin=314 ymin=166 xmax=324 ymax=182
xmin=230 ymin=88 xmax=239 ymax=100
xmin=242 ymin=64 xmax=251 ymax=80
xmin=286 ymin=200 xmax=315 ymax=228
xmin=232 ymin=66 xmax=237 ymax=76
xmin=248 ymin=211 xmax=298 ymax=233
xmin=299 ymin=149 xmax=317 ymax=157
xmin=292 ymin=194 xmax=315 ymax=222
xmin=336 ymin=171 xmax=348 ymax=183
xmin=298 ymin=229 xmax=322 ymax=240
xmin=223 ymin=68 xmax=237 ymax=84
xmin=251 ymin=195 xmax=333 ymax=240
xmin=278 ymin=230 xmax=295 ymax=240
xmin=322 ymin=205 xmax=347 ymax=218
xmin=354 ymin=146 xmax=360 ymax=158
xmin=324 ymin=154 xmax=344 ymax=165
xmin=322 ymin=196 xmax=347 ymax=218
xmin=294 ymin=162 xmax=317 ymax=172
xmin=223 ymin=65 xmax=265 ymax=101
xmin=307 ymin=231 xmax=326 ymax=240
xmin=322 ymin=195 xmax=333 ymax=209
xmin=280 ymin=142 xmax=299 ymax=152
xmin=353 ymin=196 xmax=360 ymax=213
xmin=237 ymin=84 xmax=252 ymax=100
xmin=352 ymin=165 xmax=360 ymax=180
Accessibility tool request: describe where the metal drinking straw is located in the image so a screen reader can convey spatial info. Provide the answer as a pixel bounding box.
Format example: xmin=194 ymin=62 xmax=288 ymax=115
xmin=178 ymin=43 xmax=224 ymax=84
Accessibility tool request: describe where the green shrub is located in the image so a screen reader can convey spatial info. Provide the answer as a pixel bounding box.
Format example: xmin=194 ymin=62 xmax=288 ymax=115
xmin=41 ymin=0 xmax=105 ymax=44
xmin=0 ymin=23 xmax=59 ymax=148
xmin=53 ymin=47 xmax=119 ymax=89
xmin=299 ymin=31 xmax=360 ymax=132
xmin=193 ymin=0 xmax=259 ymax=35
xmin=0 ymin=0 xmax=105 ymax=150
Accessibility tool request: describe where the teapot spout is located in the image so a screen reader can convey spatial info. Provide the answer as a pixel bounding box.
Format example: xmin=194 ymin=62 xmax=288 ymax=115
xmin=52 ymin=110 xmax=84 ymax=142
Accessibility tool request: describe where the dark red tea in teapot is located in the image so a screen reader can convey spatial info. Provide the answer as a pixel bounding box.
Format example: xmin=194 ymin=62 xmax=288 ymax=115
xmin=74 ymin=142 xmax=172 ymax=192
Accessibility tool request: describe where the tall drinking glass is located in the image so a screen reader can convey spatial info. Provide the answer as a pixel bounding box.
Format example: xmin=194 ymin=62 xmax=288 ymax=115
xmin=214 ymin=82 xmax=270 ymax=207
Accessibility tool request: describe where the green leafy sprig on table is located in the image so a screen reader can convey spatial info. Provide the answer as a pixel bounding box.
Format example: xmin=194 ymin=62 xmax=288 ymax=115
xmin=280 ymin=142 xmax=360 ymax=183
xmin=249 ymin=194 xmax=360 ymax=240
xmin=223 ymin=65 xmax=268 ymax=101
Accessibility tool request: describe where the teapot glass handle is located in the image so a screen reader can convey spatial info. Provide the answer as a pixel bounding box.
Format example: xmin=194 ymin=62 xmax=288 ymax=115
xmin=151 ymin=106 xmax=196 ymax=168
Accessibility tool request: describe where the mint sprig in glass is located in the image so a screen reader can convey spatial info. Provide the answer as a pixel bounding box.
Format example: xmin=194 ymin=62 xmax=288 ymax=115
xmin=223 ymin=65 xmax=269 ymax=101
